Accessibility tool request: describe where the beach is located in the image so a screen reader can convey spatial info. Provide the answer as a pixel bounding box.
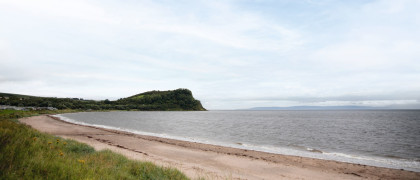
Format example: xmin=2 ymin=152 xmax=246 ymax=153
xmin=20 ymin=115 xmax=420 ymax=180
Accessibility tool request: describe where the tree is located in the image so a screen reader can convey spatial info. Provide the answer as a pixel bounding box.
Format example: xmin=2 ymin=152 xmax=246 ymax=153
xmin=104 ymin=99 xmax=111 ymax=104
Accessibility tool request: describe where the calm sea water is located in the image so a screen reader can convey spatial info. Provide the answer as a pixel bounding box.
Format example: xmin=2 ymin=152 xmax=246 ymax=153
xmin=57 ymin=110 xmax=420 ymax=172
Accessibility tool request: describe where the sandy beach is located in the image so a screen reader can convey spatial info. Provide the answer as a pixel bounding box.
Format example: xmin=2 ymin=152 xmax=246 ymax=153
xmin=19 ymin=115 xmax=419 ymax=180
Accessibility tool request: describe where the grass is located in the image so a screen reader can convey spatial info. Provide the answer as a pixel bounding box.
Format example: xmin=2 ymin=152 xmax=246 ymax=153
xmin=0 ymin=109 xmax=189 ymax=180
xmin=131 ymin=95 xmax=145 ymax=100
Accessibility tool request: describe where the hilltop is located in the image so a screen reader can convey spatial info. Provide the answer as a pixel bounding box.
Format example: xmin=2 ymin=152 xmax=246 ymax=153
xmin=116 ymin=89 xmax=205 ymax=111
xmin=0 ymin=89 xmax=205 ymax=111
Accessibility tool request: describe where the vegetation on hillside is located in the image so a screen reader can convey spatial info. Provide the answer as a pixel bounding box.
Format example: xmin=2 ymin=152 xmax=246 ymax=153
xmin=0 ymin=88 xmax=205 ymax=111
xmin=0 ymin=109 xmax=189 ymax=179
xmin=116 ymin=89 xmax=205 ymax=111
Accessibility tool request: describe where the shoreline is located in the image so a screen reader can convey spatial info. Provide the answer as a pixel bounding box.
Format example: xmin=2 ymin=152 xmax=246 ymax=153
xmin=20 ymin=115 xmax=420 ymax=180
xmin=53 ymin=113 xmax=419 ymax=172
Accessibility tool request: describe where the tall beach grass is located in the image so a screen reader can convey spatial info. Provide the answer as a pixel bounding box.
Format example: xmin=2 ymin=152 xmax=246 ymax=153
xmin=0 ymin=109 xmax=189 ymax=179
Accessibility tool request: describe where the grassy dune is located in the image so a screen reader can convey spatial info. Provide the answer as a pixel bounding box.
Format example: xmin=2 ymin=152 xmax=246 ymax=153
xmin=0 ymin=109 xmax=189 ymax=180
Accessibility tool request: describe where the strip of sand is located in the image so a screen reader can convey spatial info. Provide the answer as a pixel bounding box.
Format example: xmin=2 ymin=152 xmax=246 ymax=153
xmin=19 ymin=115 xmax=419 ymax=180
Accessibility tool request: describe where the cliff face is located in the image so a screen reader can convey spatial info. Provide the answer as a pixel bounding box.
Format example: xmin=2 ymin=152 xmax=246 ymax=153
xmin=0 ymin=89 xmax=206 ymax=111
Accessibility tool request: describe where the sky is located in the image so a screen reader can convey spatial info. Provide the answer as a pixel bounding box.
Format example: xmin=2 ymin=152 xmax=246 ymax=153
xmin=0 ymin=0 xmax=419 ymax=110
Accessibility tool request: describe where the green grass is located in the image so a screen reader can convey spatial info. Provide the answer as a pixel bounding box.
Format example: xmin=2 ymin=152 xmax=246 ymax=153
xmin=131 ymin=95 xmax=145 ymax=100
xmin=0 ymin=109 xmax=189 ymax=180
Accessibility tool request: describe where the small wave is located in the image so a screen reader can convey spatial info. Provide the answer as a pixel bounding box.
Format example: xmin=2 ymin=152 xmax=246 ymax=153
xmin=323 ymin=152 xmax=369 ymax=160
xmin=322 ymin=152 xmax=420 ymax=172
xmin=306 ymin=148 xmax=323 ymax=153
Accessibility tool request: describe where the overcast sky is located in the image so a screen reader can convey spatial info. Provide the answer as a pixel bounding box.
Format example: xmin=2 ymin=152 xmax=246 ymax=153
xmin=1 ymin=0 xmax=419 ymax=109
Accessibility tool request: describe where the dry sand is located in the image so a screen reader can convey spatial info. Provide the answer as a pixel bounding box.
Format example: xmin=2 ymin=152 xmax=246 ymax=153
xmin=19 ymin=115 xmax=420 ymax=180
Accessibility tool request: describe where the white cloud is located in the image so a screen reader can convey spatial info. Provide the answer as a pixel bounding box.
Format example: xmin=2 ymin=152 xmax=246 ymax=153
xmin=310 ymin=0 xmax=420 ymax=70
xmin=115 ymin=1 xmax=304 ymax=52
xmin=0 ymin=0 xmax=111 ymax=23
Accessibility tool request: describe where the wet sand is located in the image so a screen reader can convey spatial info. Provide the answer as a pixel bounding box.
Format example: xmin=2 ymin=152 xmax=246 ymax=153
xmin=20 ymin=115 xmax=420 ymax=180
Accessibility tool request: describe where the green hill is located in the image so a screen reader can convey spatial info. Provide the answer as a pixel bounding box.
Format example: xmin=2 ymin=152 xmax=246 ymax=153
xmin=0 ymin=89 xmax=206 ymax=111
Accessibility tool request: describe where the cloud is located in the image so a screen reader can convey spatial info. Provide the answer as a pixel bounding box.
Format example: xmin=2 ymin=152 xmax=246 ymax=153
xmin=204 ymin=92 xmax=420 ymax=109
xmin=115 ymin=1 xmax=304 ymax=53
xmin=0 ymin=0 xmax=419 ymax=109
xmin=0 ymin=0 xmax=111 ymax=23
xmin=309 ymin=0 xmax=420 ymax=68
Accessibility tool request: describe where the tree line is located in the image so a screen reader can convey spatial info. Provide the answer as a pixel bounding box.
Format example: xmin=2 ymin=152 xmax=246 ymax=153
xmin=0 ymin=89 xmax=205 ymax=111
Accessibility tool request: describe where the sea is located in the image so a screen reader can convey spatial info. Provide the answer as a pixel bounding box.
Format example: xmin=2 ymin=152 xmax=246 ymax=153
xmin=55 ymin=110 xmax=420 ymax=172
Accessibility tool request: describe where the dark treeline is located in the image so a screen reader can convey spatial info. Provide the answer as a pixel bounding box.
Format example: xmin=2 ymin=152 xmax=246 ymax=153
xmin=0 ymin=89 xmax=206 ymax=111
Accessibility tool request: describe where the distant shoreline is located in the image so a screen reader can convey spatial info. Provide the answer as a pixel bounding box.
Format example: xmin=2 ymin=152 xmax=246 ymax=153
xmin=241 ymin=106 xmax=420 ymax=110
